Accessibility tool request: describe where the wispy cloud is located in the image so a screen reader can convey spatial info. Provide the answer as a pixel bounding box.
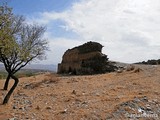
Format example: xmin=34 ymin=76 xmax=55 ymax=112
xmin=28 ymin=0 xmax=160 ymax=64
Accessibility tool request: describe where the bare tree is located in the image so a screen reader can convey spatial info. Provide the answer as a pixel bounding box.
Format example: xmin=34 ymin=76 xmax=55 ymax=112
xmin=0 ymin=5 xmax=48 ymax=104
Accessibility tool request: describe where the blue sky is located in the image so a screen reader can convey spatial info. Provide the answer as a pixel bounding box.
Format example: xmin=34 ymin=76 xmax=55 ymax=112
xmin=5 ymin=0 xmax=80 ymax=39
xmin=8 ymin=0 xmax=77 ymax=14
xmin=4 ymin=0 xmax=82 ymax=64
xmin=1 ymin=0 xmax=160 ymax=64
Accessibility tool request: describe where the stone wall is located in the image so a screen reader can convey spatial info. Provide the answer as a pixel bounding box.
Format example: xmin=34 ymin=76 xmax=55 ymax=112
xmin=58 ymin=41 xmax=110 ymax=75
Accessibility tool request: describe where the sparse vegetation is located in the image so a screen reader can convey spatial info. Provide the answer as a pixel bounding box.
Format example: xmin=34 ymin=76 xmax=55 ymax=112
xmin=135 ymin=59 xmax=160 ymax=65
xmin=15 ymin=70 xmax=40 ymax=78
xmin=0 ymin=69 xmax=50 ymax=80
xmin=0 ymin=71 xmax=34 ymax=79
xmin=81 ymin=55 xmax=108 ymax=74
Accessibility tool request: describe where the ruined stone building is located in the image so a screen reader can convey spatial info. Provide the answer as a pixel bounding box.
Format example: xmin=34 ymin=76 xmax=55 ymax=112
xmin=57 ymin=41 xmax=114 ymax=75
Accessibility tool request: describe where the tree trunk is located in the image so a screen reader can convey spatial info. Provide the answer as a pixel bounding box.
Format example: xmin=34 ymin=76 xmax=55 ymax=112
xmin=3 ymin=74 xmax=11 ymax=90
xmin=3 ymin=75 xmax=19 ymax=104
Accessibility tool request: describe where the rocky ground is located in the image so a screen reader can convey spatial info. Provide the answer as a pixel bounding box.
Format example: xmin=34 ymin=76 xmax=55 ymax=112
xmin=0 ymin=65 xmax=160 ymax=120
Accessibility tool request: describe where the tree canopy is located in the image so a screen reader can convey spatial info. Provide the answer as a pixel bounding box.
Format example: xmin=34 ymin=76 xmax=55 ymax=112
xmin=0 ymin=5 xmax=48 ymax=104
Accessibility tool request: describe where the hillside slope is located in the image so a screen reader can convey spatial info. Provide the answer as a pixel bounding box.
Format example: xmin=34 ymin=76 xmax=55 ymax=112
xmin=0 ymin=65 xmax=160 ymax=120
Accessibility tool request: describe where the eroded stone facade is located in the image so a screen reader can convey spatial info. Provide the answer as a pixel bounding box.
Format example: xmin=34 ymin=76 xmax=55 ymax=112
xmin=58 ymin=41 xmax=109 ymax=74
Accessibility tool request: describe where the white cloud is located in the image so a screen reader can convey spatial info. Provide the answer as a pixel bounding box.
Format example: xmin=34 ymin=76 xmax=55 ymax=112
xmin=30 ymin=0 xmax=160 ymax=64
xmin=38 ymin=36 xmax=83 ymax=64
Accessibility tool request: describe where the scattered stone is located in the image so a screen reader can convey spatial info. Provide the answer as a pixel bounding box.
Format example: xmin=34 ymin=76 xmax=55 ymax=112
xmin=13 ymin=105 xmax=17 ymax=109
xmin=25 ymin=117 xmax=29 ymax=119
xmin=23 ymin=84 xmax=34 ymax=89
xmin=125 ymin=65 xmax=135 ymax=71
xmin=112 ymin=96 xmax=160 ymax=119
xmin=133 ymin=67 xmax=142 ymax=73
xmin=81 ymin=101 xmax=88 ymax=108
xmin=9 ymin=118 xmax=17 ymax=120
xmin=60 ymin=109 xmax=68 ymax=114
xmin=105 ymin=113 xmax=113 ymax=119
xmin=117 ymin=69 xmax=123 ymax=73
xmin=138 ymin=92 xmax=143 ymax=95
xmin=35 ymin=105 xmax=40 ymax=110
xmin=19 ymin=107 xmax=24 ymax=110
xmin=134 ymin=97 xmax=142 ymax=102
xmin=46 ymin=106 xmax=52 ymax=109
xmin=146 ymin=104 xmax=152 ymax=111
xmin=141 ymin=96 xmax=148 ymax=102
xmin=72 ymin=90 xmax=76 ymax=95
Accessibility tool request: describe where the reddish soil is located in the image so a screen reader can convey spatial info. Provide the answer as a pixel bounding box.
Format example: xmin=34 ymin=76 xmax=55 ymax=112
xmin=0 ymin=65 xmax=160 ymax=120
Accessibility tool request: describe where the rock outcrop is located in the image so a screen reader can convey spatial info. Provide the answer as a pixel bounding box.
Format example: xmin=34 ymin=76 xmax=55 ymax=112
xmin=58 ymin=41 xmax=116 ymax=75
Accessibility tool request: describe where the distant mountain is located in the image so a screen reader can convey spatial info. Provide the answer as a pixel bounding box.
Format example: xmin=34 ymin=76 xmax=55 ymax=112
xmin=108 ymin=60 xmax=129 ymax=67
xmin=0 ymin=64 xmax=4 ymax=70
xmin=25 ymin=64 xmax=57 ymax=72
xmin=0 ymin=64 xmax=57 ymax=72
